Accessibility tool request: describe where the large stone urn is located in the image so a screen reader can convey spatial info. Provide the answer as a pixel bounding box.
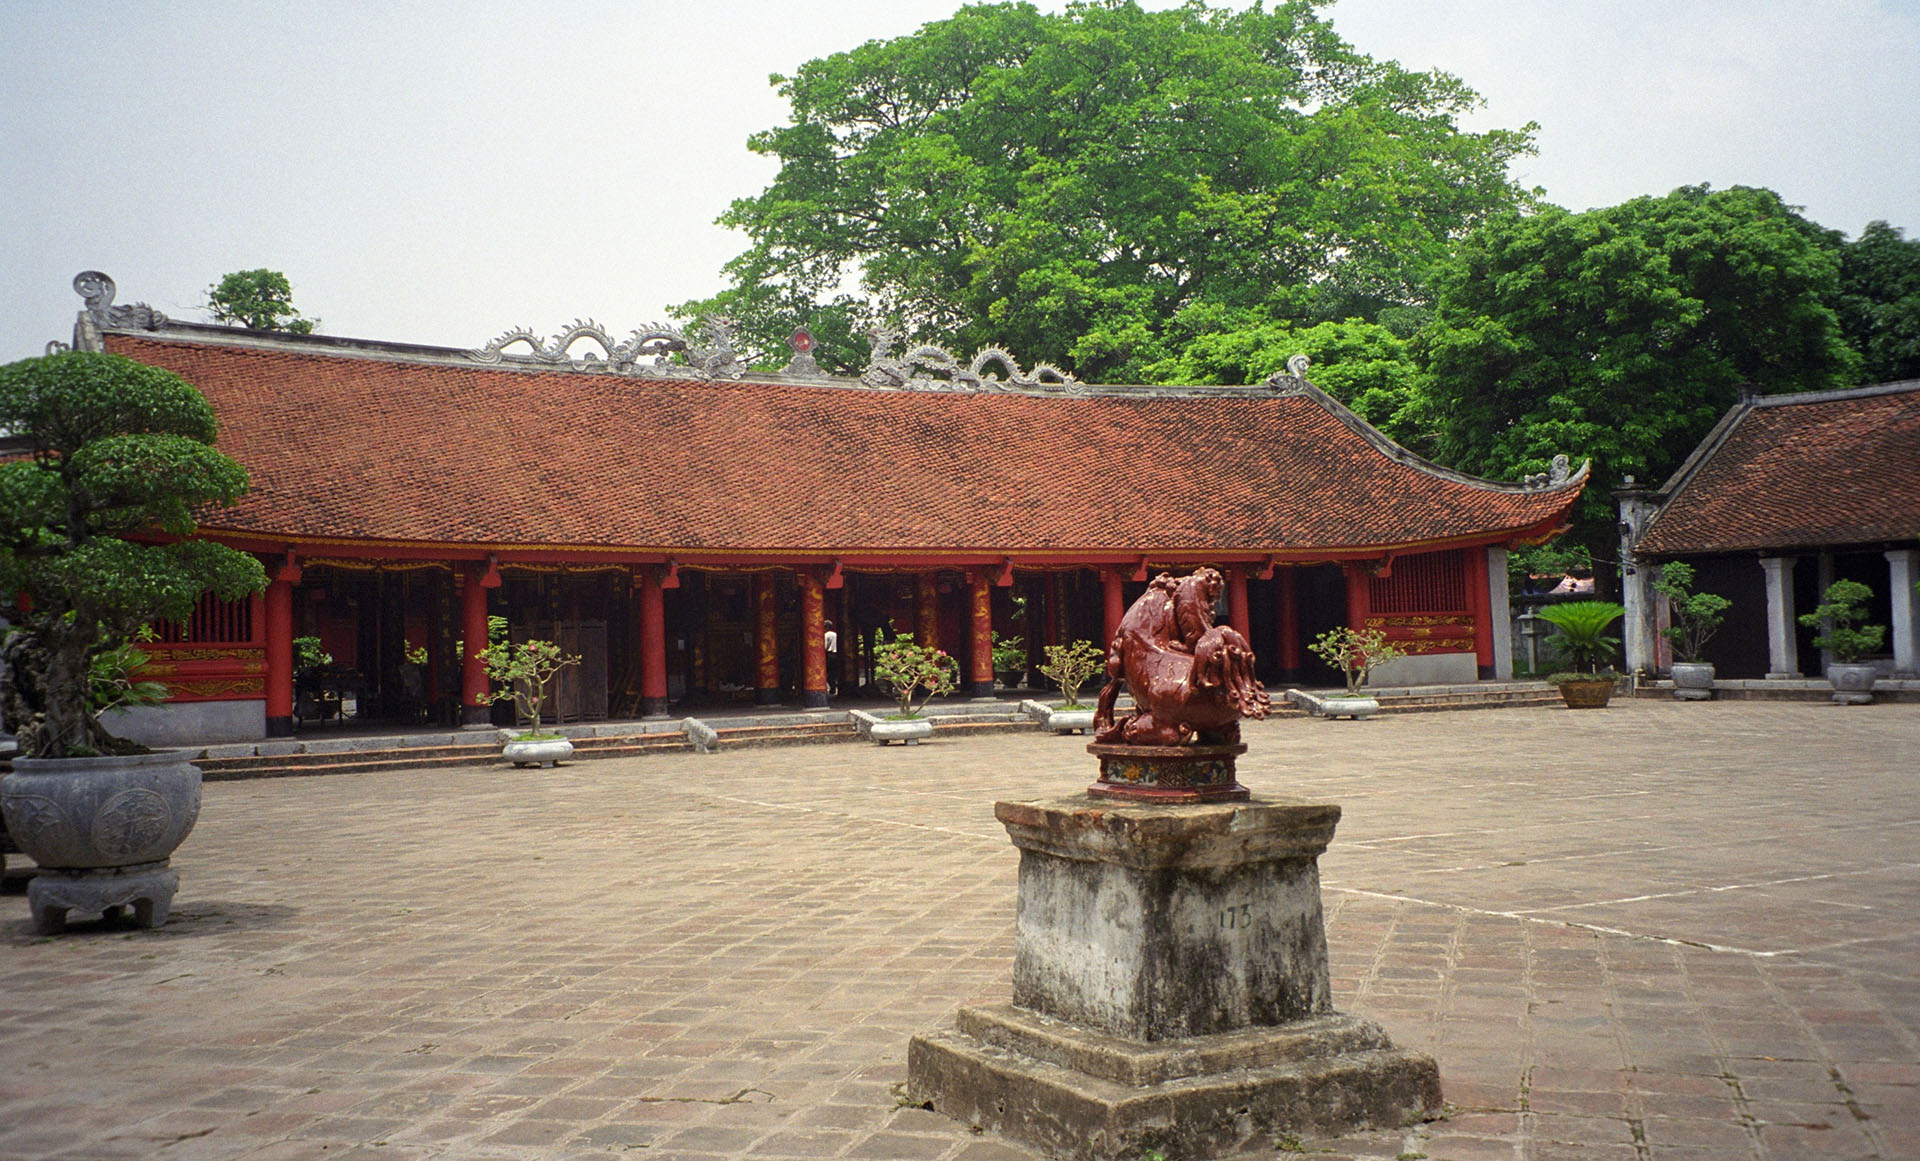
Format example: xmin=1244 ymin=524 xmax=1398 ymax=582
xmin=1 ymin=750 xmax=202 ymax=934
xmin=1826 ymin=662 xmax=1877 ymax=706
xmin=1669 ymin=662 xmax=1715 ymax=701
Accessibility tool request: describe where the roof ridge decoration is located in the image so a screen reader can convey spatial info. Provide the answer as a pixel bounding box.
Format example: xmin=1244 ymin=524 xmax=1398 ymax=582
xmin=467 ymin=317 xmax=744 ymax=380
xmin=74 ymin=271 xmax=168 ymax=332
xmin=860 ymin=326 xmax=1082 ymax=394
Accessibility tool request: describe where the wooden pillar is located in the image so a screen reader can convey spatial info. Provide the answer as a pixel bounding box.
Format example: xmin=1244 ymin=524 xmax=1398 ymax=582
xmin=1274 ymin=566 xmax=1301 ymax=680
xmin=460 ymin=559 xmax=498 ymax=727
xmin=916 ymin=573 xmax=940 ymax=650
xmin=264 ymin=558 xmax=299 ymax=737
xmin=1465 ymin=548 xmax=1494 ymax=679
xmin=968 ymin=571 xmax=995 ymax=697
xmin=754 ymin=573 xmax=780 ymax=704
xmin=1343 ymin=562 xmax=1371 ymax=632
xmin=800 ymin=569 xmax=828 ymax=708
xmin=1226 ymin=565 xmax=1251 ymax=642
xmin=639 ymin=566 xmax=669 ymax=717
xmin=1102 ymin=569 xmax=1125 ymax=645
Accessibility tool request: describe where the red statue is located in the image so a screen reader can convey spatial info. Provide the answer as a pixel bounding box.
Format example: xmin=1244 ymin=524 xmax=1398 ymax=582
xmin=1094 ymin=568 xmax=1271 ymax=746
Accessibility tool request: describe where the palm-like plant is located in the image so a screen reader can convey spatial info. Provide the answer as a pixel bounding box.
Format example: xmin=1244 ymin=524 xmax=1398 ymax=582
xmin=1537 ymin=601 xmax=1625 ymax=675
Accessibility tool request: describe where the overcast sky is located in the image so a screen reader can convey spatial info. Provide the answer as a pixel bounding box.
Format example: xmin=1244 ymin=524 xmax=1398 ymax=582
xmin=5 ymin=1 xmax=1917 ymax=363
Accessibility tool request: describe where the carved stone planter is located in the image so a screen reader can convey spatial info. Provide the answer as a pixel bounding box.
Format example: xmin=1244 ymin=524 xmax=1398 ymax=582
xmin=1 ymin=749 xmax=202 ymax=934
xmin=1321 ymin=695 xmax=1379 ymax=720
xmin=502 ymin=735 xmax=573 ymax=768
xmin=1043 ymin=708 xmax=1095 ymax=735
xmin=1555 ymin=677 xmax=1616 ymax=709
xmin=1670 ymin=662 xmax=1715 ymax=701
xmin=869 ymin=717 xmax=934 ymax=746
xmin=1827 ymin=662 xmax=1877 ymax=706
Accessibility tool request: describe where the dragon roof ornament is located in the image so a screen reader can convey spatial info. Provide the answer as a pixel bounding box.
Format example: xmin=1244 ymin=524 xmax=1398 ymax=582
xmin=861 ymin=327 xmax=1081 ymax=394
xmin=73 ymin=271 xmax=168 ymax=331
xmin=467 ymin=316 xmax=743 ymax=380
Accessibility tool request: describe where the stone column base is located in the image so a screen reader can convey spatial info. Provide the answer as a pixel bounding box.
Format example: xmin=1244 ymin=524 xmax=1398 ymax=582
xmin=908 ymin=1003 xmax=1440 ymax=1161
xmin=28 ymin=863 xmax=179 ymax=935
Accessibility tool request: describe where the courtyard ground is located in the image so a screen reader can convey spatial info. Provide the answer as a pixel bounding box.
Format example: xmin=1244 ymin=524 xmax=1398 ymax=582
xmin=1 ymin=698 xmax=1916 ymax=1161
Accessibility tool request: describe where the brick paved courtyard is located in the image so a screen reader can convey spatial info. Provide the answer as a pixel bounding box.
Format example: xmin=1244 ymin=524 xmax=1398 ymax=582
xmin=2 ymin=699 xmax=1916 ymax=1161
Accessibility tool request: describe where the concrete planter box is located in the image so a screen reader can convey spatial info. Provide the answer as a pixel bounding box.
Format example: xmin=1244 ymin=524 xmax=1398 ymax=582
xmin=1043 ymin=708 xmax=1096 ymax=735
xmin=1320 ymin=696 xmax=1379 ymax=720
xmin=1827 ymin=662 xmax=1877 ymax=706
xmin=858 ymin=714 xmax=934 ymax=745
xmin=1670 ymin=662 xmax=1716 ymax=701
xmin=502 ymin=735 xmax=573 ymax=767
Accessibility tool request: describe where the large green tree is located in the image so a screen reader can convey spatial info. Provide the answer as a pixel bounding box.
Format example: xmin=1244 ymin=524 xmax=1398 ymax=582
xmin=1416 ymin=184 xmax=1859 ymax=553
xmin=1837 ymin=220 xmax=1920 ymax=383
xmin=687 ymin=0 xmax=1537 ymax=379
xmin=205 ymin=268 xmax=318 ymax=334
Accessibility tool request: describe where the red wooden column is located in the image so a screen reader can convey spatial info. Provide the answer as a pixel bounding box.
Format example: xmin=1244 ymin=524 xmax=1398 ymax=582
xmin=1102 ymin=569 xmax=1125 ymax=645
xmin=915 ymin=573 xmax=940 ymax=650
xmin=1343 ymin=562 xmax=1372 ymax=632
xmin=800 ymin=569 xmax=829 ymax=708
xmin=639 ymin=565 xmax=669 ymax=717
xmin=460 ymin=558 xmax=500 ymax=727
xmin=967 ymin=571 xmax=995 ymax=697
xmin=1466 ymin=547 xmax=1495 ymax=679
xmin=1225 ymin=565 xmax=1251 ymax=642
xmin=264 ymin=556 xmax=299 ymax=737
xmin=754 ymin=573 xmax=781 ymax=705
xmin=1274 ymin=566 xmax=1302 ymax=680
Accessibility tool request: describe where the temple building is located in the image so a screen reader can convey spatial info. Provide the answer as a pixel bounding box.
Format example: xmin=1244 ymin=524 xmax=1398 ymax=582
xmin=59 ymin=275 xmax=1586 ymax=743
xmin=1619 ymin=380 xmax=1920 ymax=680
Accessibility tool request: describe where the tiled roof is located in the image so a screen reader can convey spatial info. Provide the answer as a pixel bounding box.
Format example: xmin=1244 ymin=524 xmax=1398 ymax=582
xmin=106 ymin=333 xmax=1580 ymax=561
xmin=1638 ymin=381 xmax=1920 ymax=556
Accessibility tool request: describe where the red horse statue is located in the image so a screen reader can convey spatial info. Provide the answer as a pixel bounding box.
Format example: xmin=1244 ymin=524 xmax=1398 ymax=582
xmin=1093 ymin=568 xmax=1272 ymax=746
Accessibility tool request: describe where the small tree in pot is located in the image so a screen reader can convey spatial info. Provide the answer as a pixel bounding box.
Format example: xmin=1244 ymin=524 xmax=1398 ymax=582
xmin=1650 ymin=562 xmax=1731 ymax=700
xmin=0 ymin=351 xmax=266 ymax=932
xmin=479 ymin=615 xmax=581 ymax=764
xmin=1306 ymin=626 xmax=1405 ymax=720
xmin=1798 ymin=580 xmax=1886 ymax=705
xmin=873 ymin=636 xmax=960 ymax=719
xmin=1537 ymin=601 xmax=1625 ymax=708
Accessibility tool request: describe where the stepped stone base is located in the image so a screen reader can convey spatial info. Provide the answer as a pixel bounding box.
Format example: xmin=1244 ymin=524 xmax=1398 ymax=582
xmin=908 ymin=1004 xmax=1439 ymax=1161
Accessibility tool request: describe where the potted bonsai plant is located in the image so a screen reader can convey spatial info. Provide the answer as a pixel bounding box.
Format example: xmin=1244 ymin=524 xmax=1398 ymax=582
xmin=0 ymin=351 xmax=266 ymax=933
xmin=1798 ymin=579 xmax=1886 ymax=705
xmin=1306 ymin=626 xmax=1404 ymax=719
xmin=991 ymin=632 xmax=1027 ymax=690
xmin=866 ymin=635 xmax=959 ymax=744
xmin=1035 ymin=639 xmax=1104 ymax=734
xmin=478 ymin=615 xmax=581 ymax=765
xmin=1537 ymin=600 xmax=1626 ymax=708
xmin=1650 ymin=562 xmax=1731 ymax=700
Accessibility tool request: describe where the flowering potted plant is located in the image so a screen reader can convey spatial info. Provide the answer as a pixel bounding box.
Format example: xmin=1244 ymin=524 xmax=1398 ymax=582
xmin=1798 ymin=580 xmax=1885 ymax=705
xmin=1537 ymin=601 xmax=1625 ymax=708
xmin=866 ymin=635 xmax=959 ymax=744
xmin=1306 ymin=626 xmax=1404 ymax=719
xmin=478 ymin=615 xmax=581 ymax=765
xmin=1650 ymin=562 xmax=1730 ymax=700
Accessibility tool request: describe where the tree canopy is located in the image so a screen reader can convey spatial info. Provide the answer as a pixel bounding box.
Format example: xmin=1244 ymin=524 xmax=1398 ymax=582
xmin=206 ymin=268 xmax=318 ymax=334
xmin=686 ymin=0 xmax=1537 ymax=378
xmin=0 ymin=352 xmax=265 ymax=757
xmin=1837 ymin=221 xmax=1920 ymax=384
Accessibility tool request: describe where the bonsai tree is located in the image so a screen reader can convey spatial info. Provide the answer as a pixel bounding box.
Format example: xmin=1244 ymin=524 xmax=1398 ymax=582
xmin=1536 ymin=600 xmax=1626 ymax=679
xmin=990 ymin=632 xmax=1026 ymax=682
xmin=1798 ymin=579 xmax=1886 ymax=663
xmin=1307 ymin=626 xmax=1406 ymax=695
xmin=1650 ymin=561 xmax=1732 ymax=664
xmin=478 ymin=615 xmax=580 ymax=736
xmin=872 ymin=635 xmax=959 ymax=718
xmin=0 ymin=351 xmax=266 ymax=757
xmin=1038 ymin=639 xmax=1104 ymax=708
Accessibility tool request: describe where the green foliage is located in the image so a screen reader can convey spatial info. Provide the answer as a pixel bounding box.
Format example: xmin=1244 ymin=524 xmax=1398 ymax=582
xmin=872 ymin=635 xmax=959 ymax=718
xmin=478 ymin=615 xmax=581 ymax=736
xmin=1649 ymin=561 xmax=1731 ymax=663
xmin=686 ymin=0 xmax=1537 ymax=379
xmin=1534 ymin=601 xmax=1625 ymax=673
xmin=1037 ymin=639 xmax=1104 ymax=708
xmin=1797 ymin=579 xmax=1886 ymax=664
xmin=1508 ymin=541 xmax=1592 ymax=595
xmin=1836 ymin=220 xmax=1920 ymax=383
xmin=1417 ymin=185 xmax=1858 ymax=553
xmin=0 ymin=351 xmax=266 ymax=757
xmin=293 ymin=635 xmax=332 ymax=673
xmin=88 ymin=627 xmax=169 ymax=717
xmin=205 ymin=268 xmax=318 ymax=334
xmin=990 ymin=631 xmax=1026 ymax=674
xmin=1306 ymin=626 xmax=1405 ymax=695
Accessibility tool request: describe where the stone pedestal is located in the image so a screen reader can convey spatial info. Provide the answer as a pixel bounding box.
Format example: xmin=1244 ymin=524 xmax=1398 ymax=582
xmin=908 ymin=796 xmax=1440 ymax=1160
